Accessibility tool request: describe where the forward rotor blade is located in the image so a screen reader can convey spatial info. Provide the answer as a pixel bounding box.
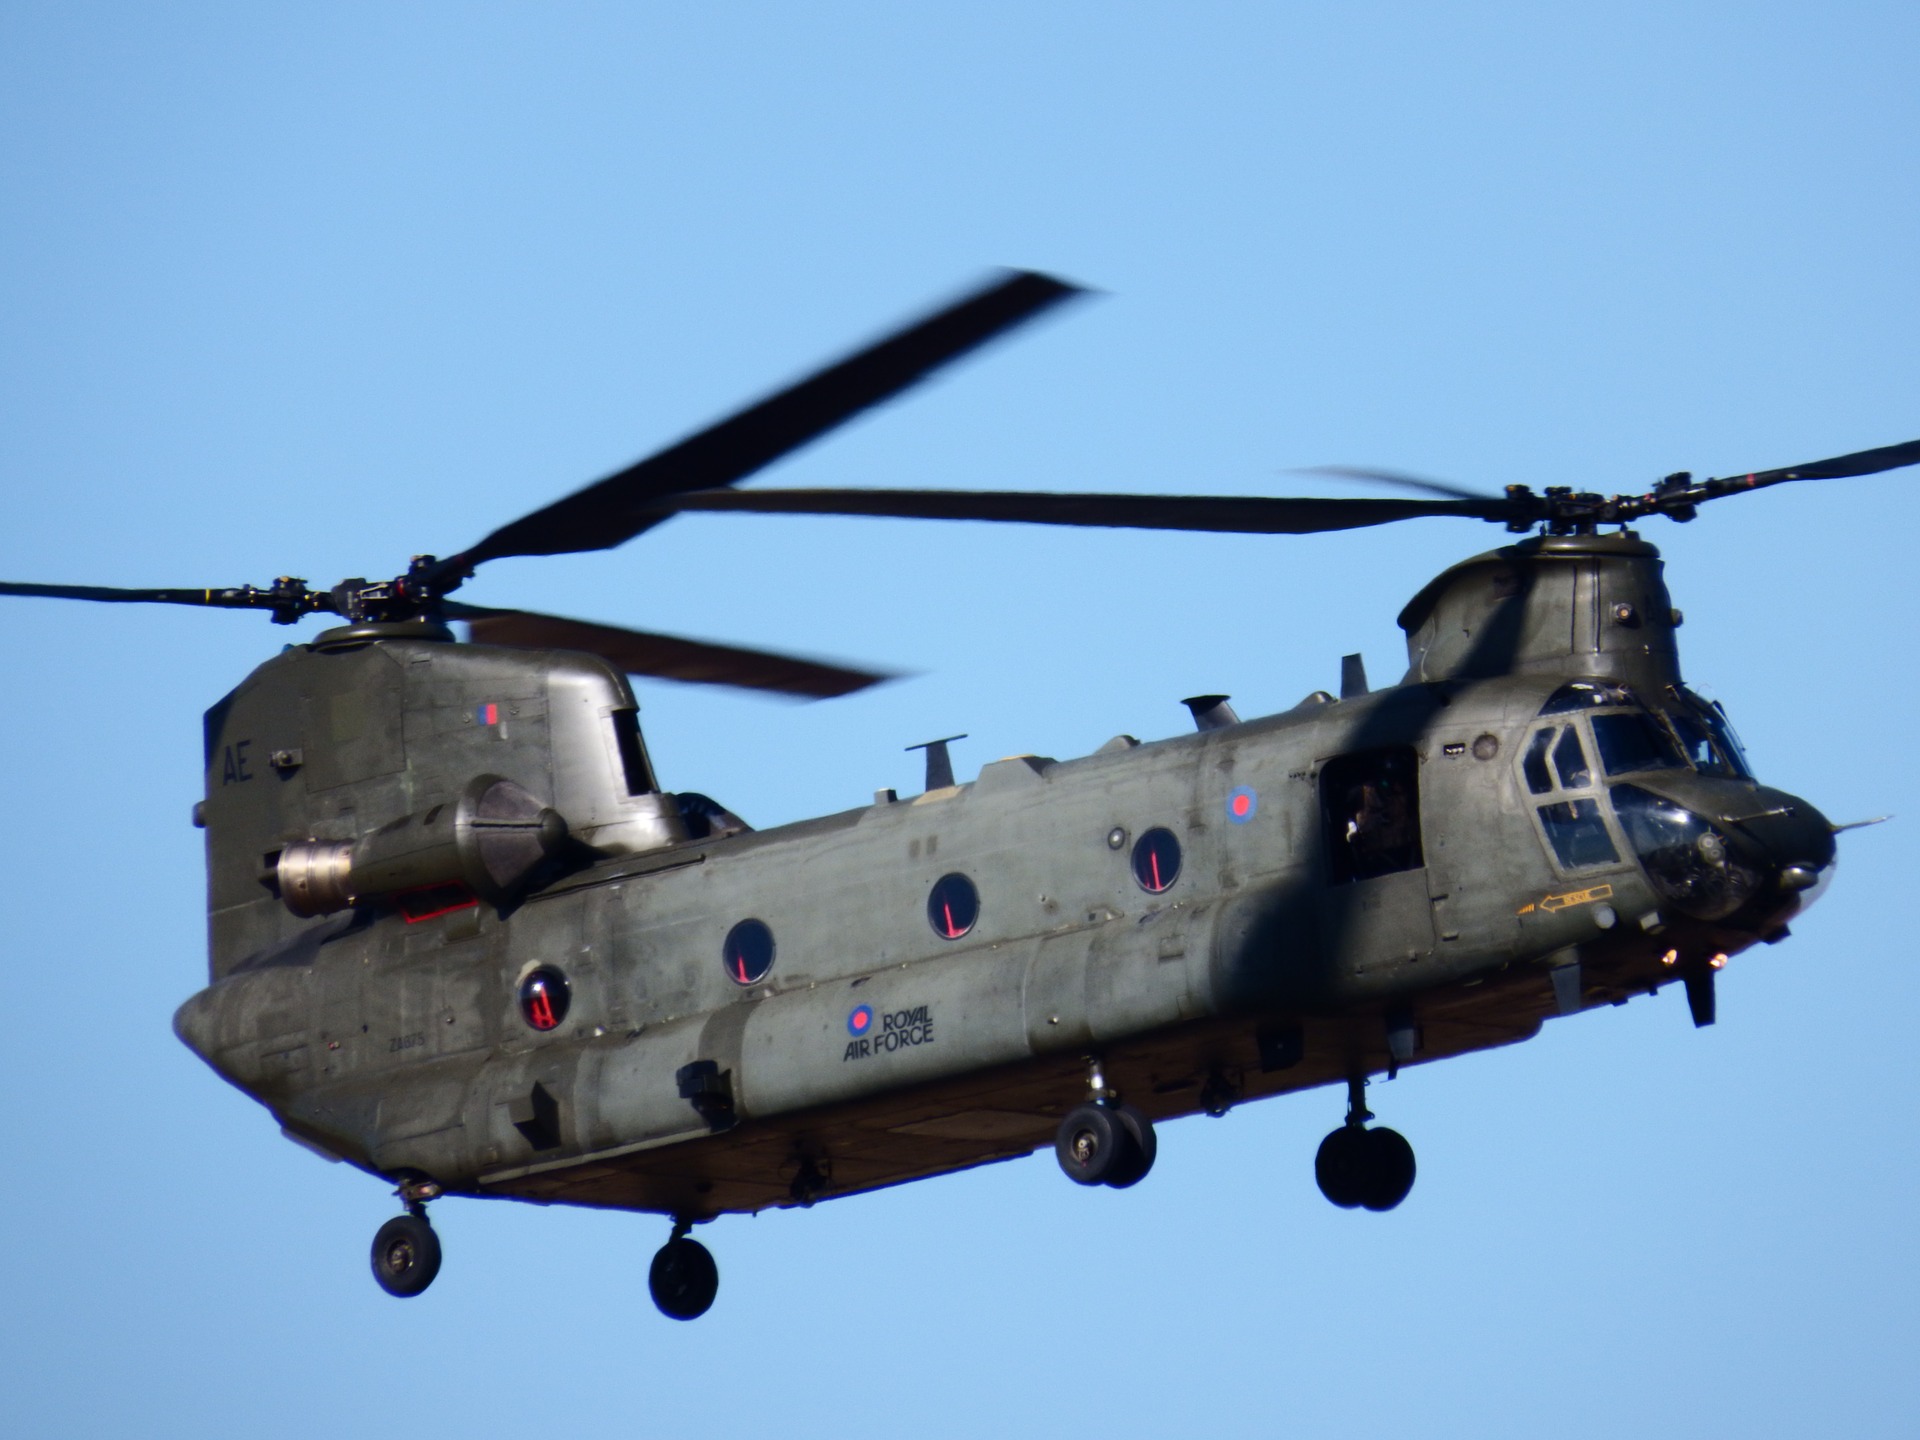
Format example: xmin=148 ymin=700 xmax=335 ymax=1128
xmin=657 ymin=487 xmax=1519 ymax=535
xmin=1711 ymin=436 xmax=1920 ymax=491
xmin=433 ymin=270 xmax=1084 ymax=581
xmin=1294 ymin=465 xmax=1498 ymax=502
xmin=443 ymin=602 xmax=896 ymax=699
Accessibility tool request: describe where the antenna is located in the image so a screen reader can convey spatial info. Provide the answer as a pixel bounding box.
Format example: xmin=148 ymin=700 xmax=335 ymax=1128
xmin=906 ymin=734 xmax=967 ymax=791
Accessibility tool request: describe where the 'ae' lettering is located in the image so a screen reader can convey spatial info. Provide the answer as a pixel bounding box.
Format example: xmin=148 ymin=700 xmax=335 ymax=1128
xmin=221 ymin=740 xmax=253 ymax=785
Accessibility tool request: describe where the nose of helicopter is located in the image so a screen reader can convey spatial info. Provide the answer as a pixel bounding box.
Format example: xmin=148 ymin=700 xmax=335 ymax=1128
xmin=1732 ymin=787 xmax=1838 ymax=918
xmin=1609 ymin=775 xmax=1836 ymax=928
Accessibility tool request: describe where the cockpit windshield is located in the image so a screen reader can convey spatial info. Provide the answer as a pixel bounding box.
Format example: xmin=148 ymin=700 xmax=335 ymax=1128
xmin=1536 ymin=681 xmax=1751 ymax=780
xmin=1541 ymin=681 xmax=1638 ymax=713
xmin=1669 ymin=689 xmax=1752 ymax=779
xmin=1590 ymin=711 xmax=1683 ymax=777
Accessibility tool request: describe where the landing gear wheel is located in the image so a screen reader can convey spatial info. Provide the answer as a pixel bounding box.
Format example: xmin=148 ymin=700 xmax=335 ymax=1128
xmin=1315 ymin=1126 xmax=1370 ymax=1209
xmin=370 ymin=1213 xmax=442 ymax=1298
xmin=1357 ymin=1126 xmax=1416 ymax=1212
xmin=1054 ymin=1102 xmax=1138 ymax=1187
xmin=1314 ymin=1125 xmax=1417 ymax=1211
xmin=1104 ymin=1103 xmax=1158 ymax=1189
xmin=649 ymin=1237 xmax=719 ymax=1321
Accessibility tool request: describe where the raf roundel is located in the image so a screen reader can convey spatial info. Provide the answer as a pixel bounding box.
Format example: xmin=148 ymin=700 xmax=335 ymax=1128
xmin=1227 ymin=785 xmax=1258 ymax=823
xmin=847 ymin=1004 xmax=874 ymax=1037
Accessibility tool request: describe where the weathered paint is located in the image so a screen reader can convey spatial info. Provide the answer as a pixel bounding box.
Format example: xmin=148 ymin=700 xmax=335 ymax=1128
xmin=174 ymin=530 xmax=1836 ymax=1219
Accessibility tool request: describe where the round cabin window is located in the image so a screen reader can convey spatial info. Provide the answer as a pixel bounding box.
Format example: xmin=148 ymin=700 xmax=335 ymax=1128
xmin=518 ymin=966 xmax=571 ymax=1032
xmin=927 ymin=873 xmax=980 ymax=939
xmin=1131 ymin=827 xmax=1183 ymax=894
xmin=723 ymin=919 xmax=776 ymax=986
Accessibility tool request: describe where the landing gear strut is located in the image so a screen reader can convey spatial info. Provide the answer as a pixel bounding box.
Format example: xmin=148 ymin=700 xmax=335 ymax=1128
xmin=1314 ymin=1076 xmax=1416 ymax=1212
xmin=649 ymin=1217 xmax=719 ymax=1321
xmin=371 ymin=1179 xmax=444 ymax=1298
xmin=1054 ymin=1057 xmax=1157 ymax=1189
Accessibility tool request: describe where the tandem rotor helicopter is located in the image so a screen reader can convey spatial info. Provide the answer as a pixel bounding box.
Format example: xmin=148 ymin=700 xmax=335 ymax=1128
xmin=7 ymin=270 xmax=1914 ymax=1321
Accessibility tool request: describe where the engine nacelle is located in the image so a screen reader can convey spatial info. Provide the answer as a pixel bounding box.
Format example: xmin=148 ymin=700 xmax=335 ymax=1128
xmin=274 ymin=774 xmax=568 ymax=918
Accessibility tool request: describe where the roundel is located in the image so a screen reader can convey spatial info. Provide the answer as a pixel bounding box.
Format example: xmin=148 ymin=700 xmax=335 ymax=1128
xmin=1227 ymin=785 xmax=1258 ymax=823
xmin=847 ymin=1004 xmax=874 ymax=1037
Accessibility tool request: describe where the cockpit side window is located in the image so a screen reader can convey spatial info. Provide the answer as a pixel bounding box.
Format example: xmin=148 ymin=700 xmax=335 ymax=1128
xmin=1517 ymin=720 xmax=1622 ymax=872
xmin=1523 ymin=728 xmax=1555 ymax=795
xmin=1538 ymin=798 xmax=1620 ymax=869
xmin=1552 ymin=726 xmax=1592 ymax=789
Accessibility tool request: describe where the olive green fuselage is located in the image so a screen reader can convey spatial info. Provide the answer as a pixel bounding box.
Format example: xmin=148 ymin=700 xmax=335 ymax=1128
xmin=173 ymin=532 xmax=1833 ymax=1219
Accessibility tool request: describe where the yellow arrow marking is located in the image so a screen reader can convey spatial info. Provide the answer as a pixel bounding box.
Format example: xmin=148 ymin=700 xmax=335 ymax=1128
xmin=1520 ymin=882 xmax=1615 ymax=916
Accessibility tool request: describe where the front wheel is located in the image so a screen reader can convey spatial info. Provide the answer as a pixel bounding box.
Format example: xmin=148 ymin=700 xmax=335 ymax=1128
xmin=1357 ymin=1126 xmax=1416 ymax=1211
xmin=1103 ymin=1103 xmax=1158 ymax=1189
xmin=1054 ymin=1102 xmax=1138 ymax=1187
xmin=1314 ymin=1126 xmax=1370 ymax=1209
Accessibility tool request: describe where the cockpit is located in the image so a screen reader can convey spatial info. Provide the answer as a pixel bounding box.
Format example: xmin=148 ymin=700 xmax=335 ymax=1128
xmin=1535 ymin=679 xmax=1750 ymax=781
xmin=1518 ymin=680 xmax=1828 ymax=926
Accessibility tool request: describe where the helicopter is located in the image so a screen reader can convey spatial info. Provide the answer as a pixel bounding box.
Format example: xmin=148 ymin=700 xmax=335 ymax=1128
xmin=6 ymin=269 xmax=1913 ymax=1322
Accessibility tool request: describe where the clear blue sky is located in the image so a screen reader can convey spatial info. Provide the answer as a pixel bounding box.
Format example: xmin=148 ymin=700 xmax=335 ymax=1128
xmin=2 ymin=5 xmax=1916 ymax=1436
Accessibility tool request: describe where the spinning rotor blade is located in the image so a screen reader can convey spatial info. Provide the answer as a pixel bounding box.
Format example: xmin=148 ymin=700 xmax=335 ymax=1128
xmin=431 ymin=270 xmax=1084 ymax=583
xmin=1293 ymin=465 xmax=1497 ymax=502
xmin=443 ymin=602 xmax=895 ymax=699
xmin=0 ymin=581 xmax=242 ymax=606
xmin=657 ymin=433 xmax=1920 ymax=537
xmin=1707 ymin=437 xmax=1920 ymax=492
xmin=657 ymin=486 xmax=1517 ymax=535
xmin=0 ymin=579 xmax=324 ymax=619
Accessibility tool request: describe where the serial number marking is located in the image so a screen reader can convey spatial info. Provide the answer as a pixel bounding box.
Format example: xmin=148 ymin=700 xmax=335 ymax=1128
xmin=387 ymin=1032 xmax=427 ymax=1053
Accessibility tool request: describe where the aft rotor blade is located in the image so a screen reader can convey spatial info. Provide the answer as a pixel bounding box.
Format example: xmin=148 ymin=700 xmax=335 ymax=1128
xmin=1709 ymin=436 xmax=1920 ymax=492
xmin=433 ymin=270 xmax=1085 ymax=581
xmin=443 ymin=602 xmax=897 ymax=699
xmin=657 ymin=487 xmax=1519 ymax=535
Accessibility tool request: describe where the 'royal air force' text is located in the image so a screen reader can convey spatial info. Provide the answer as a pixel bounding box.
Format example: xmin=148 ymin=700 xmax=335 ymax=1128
xmin=844 ymin=1006 xmax=935 ymax=1061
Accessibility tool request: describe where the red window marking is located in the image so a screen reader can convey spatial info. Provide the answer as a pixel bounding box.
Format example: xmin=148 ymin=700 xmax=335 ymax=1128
xmin=943 ymin=901 xmax=960 ymax=938
xmin=527 ymin=988 xmax=556 ymax=1030
xmin=398 ymin=884 xmax=479 ymax=924
xmin=1232 ymin=794 xmax=1251 ymax=817
xmin=735 ymin=954 xmax=750 ymax=984
xmin=1150 ymin=850 xmax=1163 ymax=890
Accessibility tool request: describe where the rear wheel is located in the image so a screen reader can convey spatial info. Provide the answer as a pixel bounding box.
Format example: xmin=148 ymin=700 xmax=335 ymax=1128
xmin=649 ymin=1237 xmax=719 ymax=1321
xmin=370 ymin=1213 xmax=442 ymax=1298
